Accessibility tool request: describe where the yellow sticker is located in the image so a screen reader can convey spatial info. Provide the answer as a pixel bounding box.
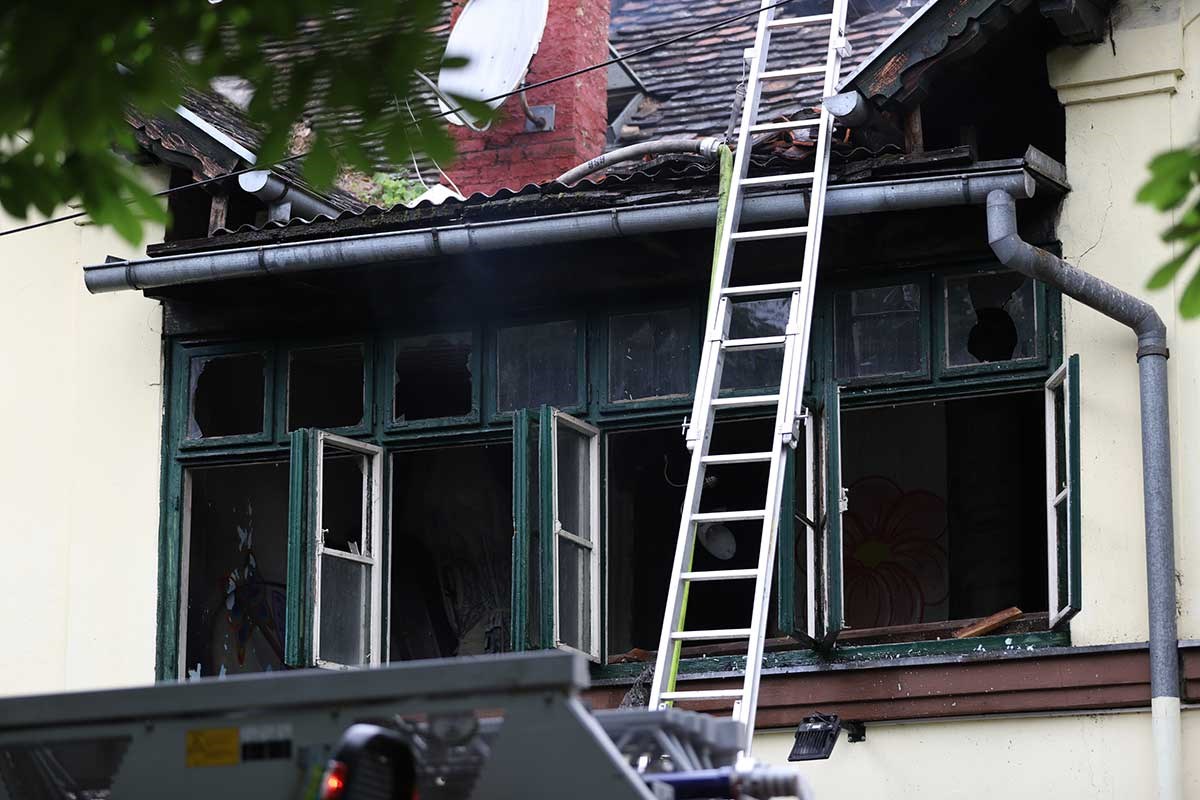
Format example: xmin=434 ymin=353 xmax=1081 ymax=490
xmin=185 ymin=727 xmax=241 ymax=768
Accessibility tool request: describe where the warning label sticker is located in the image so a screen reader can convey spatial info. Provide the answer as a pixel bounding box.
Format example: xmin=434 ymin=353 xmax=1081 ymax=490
xmin=185 ymin=727 xmax=241 ymax=768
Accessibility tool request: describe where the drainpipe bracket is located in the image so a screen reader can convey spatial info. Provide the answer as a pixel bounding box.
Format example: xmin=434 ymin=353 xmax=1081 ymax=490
xmin=1137 ymin=343 xmax=1170 ymax=360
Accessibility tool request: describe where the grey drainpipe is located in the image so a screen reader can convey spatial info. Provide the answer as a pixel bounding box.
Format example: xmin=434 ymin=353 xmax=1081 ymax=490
xmin=85 ymin=169 xmax=1034 ymax=293
xmin=987 ymin=190 xmax=1180 ymax=800
xmin=238 ymin=170 xmax=342 ymax=223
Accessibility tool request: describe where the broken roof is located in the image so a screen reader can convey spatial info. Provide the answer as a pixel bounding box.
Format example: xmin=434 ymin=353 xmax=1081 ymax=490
xmin=608 ymin=0 xmax=912 ymax=142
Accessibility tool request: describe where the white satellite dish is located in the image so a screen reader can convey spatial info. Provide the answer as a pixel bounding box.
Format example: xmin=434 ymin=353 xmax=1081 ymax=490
xmin=434 ymin=0 xmax=550 ymax=131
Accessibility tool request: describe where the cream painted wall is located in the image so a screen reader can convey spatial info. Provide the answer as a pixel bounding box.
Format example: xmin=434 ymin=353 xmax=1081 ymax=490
xmin=1043 ymin=0 xmax=1199 ymax=645
xmin=754 ymin=710 xmax=1200 ymax=798
xmin=0 ymin=170 xmax=167 ymax=696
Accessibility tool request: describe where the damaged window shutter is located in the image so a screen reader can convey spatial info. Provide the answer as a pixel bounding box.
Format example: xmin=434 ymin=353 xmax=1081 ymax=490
xmin=1045 ymin=355 xmax=1082 ymax=629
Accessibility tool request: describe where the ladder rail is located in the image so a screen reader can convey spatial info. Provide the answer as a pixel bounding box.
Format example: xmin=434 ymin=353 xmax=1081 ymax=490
xmin=685 ymin=0 xmax=778 ymax=452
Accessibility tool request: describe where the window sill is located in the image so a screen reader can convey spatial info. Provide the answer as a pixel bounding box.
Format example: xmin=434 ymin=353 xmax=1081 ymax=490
xmin=593 ymin=628 xmax=1068 ymax=685
xmin=583 ymin=638 xmax=1200 ymax=728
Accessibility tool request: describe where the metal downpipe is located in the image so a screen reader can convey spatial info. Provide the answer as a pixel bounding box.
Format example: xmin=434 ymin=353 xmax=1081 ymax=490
xmin=986 ymin=189 xmax=1180 ymax=800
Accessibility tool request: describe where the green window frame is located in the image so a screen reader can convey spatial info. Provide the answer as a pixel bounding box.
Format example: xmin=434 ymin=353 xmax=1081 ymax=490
xmin=285 ymin=429 xmax=385 ymax=669
xmin=511 ymin=406 xmax=602 ymax=663
xmin=1045 ymin=354 xmax=1082 ymax=629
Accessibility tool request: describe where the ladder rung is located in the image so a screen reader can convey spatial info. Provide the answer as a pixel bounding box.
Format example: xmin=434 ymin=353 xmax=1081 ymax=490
xmin=711 ymin=394 xmax=780 ymax=409
xmin=721 ymin=281 xmax=803 ymax=297
xmin=759 ymin=66 xmax=826 ymax=80
xmin=748 ymin=118 xmax=820 ymax=134
xmin=681 ymin=568 xmax=760 ymax=582
xmin=740 ymin=171 xmax=815 ymax=187
xmin=722 ymin=335 xmax=786 ymax=351
xmin=670 ymin=628 xmax=753 ymax=641
xmin=730 ymin=226 xmax=809 ymax=242
xmin=661 ymin=689 xmax=746 ymax=701
xmin=768 ymin=13 xmax=834 ymax=29
xmin=692 ymin=509 xmax=766 ymax=523
xmin=701 ymin=452 xmax=773 ymax=465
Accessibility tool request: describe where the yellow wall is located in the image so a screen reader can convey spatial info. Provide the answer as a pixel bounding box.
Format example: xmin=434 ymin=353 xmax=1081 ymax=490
xmin=0 ymin=171 xmax=167 ymax=696
xmin=1045 ymin=0 xmax=1198 ymax=646
xmin=755 ymin=710 xmax=1200 ymax=798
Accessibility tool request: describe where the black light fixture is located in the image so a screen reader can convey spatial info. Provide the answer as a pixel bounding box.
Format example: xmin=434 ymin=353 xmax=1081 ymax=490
xmin=787 ymin=714 xmax=865 ymax=762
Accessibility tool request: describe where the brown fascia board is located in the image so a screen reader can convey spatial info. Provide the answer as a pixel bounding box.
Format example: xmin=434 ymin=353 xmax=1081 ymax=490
xmin=586 ymin=641 xmax=1200 ymax=725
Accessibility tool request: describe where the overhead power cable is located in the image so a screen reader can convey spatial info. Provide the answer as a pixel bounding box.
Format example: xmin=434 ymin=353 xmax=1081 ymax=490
xmin=0 ymin=0 xmax=796 ymax=239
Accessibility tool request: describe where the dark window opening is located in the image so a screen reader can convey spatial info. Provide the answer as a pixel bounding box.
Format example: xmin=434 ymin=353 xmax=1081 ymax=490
xmin=496 ymin=321 xmax=578 ymax=412
xmin=164 ymin=168 xmax=213 ymax=242
xmin=184 ymin=461 xmax=289 ymax=678
xmin=321 ymin=452 xmax=366 ymax=555
xmin=189 ymin=353 xmax=266 ymax=439
xmin=389 ymin=444 xmax=513 ymax=661
xmin=607 ymin=420 xmax=780 ymax=660
xmin=394 ymin=332 xmax=473 ymax=422
xmin=839 ymin=393 xmax=1047 ymax=633
xmin=288 ymin=345 xmax=365 ymax=431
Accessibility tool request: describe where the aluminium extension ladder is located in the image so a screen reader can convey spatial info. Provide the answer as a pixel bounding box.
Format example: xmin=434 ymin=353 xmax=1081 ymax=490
xmin=647 ymin=0 xmax=851 ymax=754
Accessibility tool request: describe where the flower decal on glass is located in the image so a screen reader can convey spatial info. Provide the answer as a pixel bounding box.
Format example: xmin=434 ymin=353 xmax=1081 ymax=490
xmin=843 ymin=476 xmax=949 ymax=628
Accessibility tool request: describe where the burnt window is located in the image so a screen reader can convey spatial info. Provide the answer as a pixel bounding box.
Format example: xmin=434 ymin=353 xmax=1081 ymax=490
xmin=722 ymin=298 xmax=789 ymax=392
xmin=183 ymin=461 xmax=290 ymax=678
xmin=838 ymin=394 xmax=1048 ymax=632
xmin=945 ymin=272 xmax=1038 ymax=367
xmin=394 ymin=332 xmax=474 ymax=423
xmin=608 ymin=309 xmax=693 ymax=402
xmin=834 ymin=283 xmax=924 ymax=381
xmin=496 ymin=320 xmax=579 ymax=412
xmin=287 ymin=345 xmax=365 ymax=431
xmin=188 ymin=353 xmax=266 ymax=439
xmin=389 ymin=444 xmax=513 ymax=660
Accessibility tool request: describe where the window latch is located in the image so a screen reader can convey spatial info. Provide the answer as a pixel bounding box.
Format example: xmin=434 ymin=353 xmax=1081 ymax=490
xmin=838 ymin=488 xmax=849 ymax=513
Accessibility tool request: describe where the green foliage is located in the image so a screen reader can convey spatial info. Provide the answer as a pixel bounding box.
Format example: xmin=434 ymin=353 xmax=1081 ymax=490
xmin=368 ymin=172 xmax=426 ymax=207
xmin=1137 ymin=144 xmax=1200 ymax=318
xmin=0 ymin=1 xmax=471 ymax=243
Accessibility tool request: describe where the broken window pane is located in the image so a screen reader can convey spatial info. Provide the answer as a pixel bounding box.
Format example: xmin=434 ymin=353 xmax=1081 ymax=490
xmin=608 ymin=309 xmax=692 ymax=402
xmin=188 ymin=353 xmax=266 ymax=439
xmin=288 ymin=345 xmax=365 ymax=431
xmin=395 ymin=332 xmax=474 ymax=422
xmin=184 ymin=461 xmax=289 ymax=678
xmin=319 ymin=555 xmax=371 ymax=666
xmin=723 ymin=298 xmax=788 ymax=392
xmin=389 ymin=444 xmax=513 ymax=660
xmin=945 ymin=272 xmax=1037 ymax=367
xmin=834 ymin=284 xmax=923 ymax=380
xmin=496 ymin=320 xmax=578 ymax=412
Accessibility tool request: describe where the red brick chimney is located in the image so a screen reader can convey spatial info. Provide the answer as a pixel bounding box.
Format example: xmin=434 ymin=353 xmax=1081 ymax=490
xmin=442 ymin=0 xmax=612 ymax=196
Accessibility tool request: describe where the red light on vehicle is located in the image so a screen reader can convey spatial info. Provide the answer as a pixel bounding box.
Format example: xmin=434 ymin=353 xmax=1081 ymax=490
xmin=320 ymin=760 xmax=349 ymax=800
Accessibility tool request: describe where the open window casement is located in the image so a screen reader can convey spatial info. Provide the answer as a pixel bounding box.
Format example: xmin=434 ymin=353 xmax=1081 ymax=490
xmin=511 ymin=407 xmax=601 ymax=661
xmin=1045 ymin=355 xmax=1082 ymax=629
xmin=550 ymin=409 xmax=602 ymax=661
xmin=817 ymin=381 xmax=846 ymax=643
xmin=285 ymin=430 xmax=384 ymax=668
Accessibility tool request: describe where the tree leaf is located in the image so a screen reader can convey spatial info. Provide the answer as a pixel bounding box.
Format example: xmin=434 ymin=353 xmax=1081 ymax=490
xmin=1146 ymin=237 xmax=1200 ymax=289
xmin=1180 ymin=264 xmax=1200 ymax=319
